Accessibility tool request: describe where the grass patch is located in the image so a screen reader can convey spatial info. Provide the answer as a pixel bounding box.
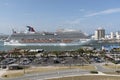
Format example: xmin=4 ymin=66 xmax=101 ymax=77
xmin=1 ymin=66 xmax=70 ymax=78
xmin=25 ymin=66 xmax=69 ymax=74
xmin=47 ymin=75 xmax=120 ymax=80
xmin=2 ymin=70 xmax=24 ymax=78
xmin=70 ymin=65 xmax=95 ymax=70
xmin=2 ymin=65 xmax=95 ymax=79
xmin=104 ymin=72 xmax=120 ymax=75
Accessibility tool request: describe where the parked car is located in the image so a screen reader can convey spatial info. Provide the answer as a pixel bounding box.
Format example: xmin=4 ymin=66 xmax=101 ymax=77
xmin=0 ymin=58 xmax=17 ymax=65
xmin=20 ymin=58 xmax=31 ymax=65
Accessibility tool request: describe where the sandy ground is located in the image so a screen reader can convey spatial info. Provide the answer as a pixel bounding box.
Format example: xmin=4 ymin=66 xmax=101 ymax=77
xmin=0 ymin=69 xmax=7 ymax=78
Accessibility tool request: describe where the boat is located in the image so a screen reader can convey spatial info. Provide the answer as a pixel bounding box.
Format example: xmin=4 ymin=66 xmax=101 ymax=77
xmin=4 ymin=26 xmax=95 ymax=46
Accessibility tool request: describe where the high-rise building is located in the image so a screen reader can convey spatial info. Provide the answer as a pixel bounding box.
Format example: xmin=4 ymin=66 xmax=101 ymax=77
xmin=94 ymin=28 xmax=105 ymax=40
xmin=116 ymin=32 xmax=120 ymax=39
xmin=110 ymin=32 xmax=114 ymax=39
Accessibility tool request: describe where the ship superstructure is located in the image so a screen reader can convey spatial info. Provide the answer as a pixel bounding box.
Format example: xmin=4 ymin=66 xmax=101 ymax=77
xmin=4 ymin=26 xmax=93 ymax=46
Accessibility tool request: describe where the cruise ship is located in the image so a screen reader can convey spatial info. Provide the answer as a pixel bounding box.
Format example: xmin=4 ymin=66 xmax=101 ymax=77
xmin=4 ymin=26 xmax=94 ymax=46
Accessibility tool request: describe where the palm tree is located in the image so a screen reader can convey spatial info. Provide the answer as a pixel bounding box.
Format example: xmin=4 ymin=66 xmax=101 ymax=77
xmin=52 ymin=51 xmax=61 ymax=57
xmin=76 ymin=48 xmax=85 ymax=56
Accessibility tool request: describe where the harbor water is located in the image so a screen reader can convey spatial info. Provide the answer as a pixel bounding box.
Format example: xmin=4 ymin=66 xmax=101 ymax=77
xmin=0 ymin=41 xmax=120 ymax=51
xmin=0 ymin=41 xmax=83 ymax=51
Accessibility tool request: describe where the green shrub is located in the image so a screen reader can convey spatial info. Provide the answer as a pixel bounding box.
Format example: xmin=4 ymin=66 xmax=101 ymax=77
xmin=90 ymin=71 xmax=98 ymax=74
xmin=116 ymin=70 xmax=120 ymax=74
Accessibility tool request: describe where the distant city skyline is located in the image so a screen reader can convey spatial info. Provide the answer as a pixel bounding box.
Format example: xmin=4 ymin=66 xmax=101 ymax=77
xmin=0 ymin=0 xmax=120 ymax=34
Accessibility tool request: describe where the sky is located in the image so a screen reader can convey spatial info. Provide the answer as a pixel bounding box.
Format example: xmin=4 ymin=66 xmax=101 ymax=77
xmin=0 ymin=0 xmax=120 ymax=34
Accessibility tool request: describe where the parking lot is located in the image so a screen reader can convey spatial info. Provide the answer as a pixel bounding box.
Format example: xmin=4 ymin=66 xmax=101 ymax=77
xmin=0 ymin=48 xmax=107 ymax=69
xmin=0 ymin=55 xmax=93 ymax=68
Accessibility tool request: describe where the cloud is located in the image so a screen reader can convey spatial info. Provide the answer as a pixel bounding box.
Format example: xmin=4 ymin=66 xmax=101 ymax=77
xmin=85 ymin=8 xmax=120 ymax=17
xmin=80 ymin=9 xmax=85 ymax=12
xmin=65 ymin=18 xmax=86 ymax=25
xmin=66 ymin=19 xmax=80 ymax=25
xmin=62 ymin=8 xmax=120 ymax=27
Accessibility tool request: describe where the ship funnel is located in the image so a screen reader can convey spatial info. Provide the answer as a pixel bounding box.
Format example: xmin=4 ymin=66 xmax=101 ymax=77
xmin=26 ymin=26 xmax=35 ymax=32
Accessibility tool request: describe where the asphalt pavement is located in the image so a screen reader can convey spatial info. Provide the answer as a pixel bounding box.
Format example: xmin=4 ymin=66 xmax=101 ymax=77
xmin=0 ymin=63 xmax=118 ymax=80
xmin=0 ymin=69 xmax=89 ymax=80
xmin=92 ymin=63 xmax=115 ymax=72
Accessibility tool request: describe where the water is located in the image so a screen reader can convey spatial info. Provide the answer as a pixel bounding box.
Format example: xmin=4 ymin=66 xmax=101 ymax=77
xmin=0 ymin=41 xmax=120 ymax=51
xmin=0 ymin=41 xmax=83 ymax=51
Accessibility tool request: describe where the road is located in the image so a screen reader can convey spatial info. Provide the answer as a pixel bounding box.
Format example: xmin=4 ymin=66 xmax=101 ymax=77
xmin=0 ymin=63 xmax=117 ymax=80
xmin=92 ymin=63 xmax=115 ymax=72
xmin=0 ymin=69 xmax=89 ymax=80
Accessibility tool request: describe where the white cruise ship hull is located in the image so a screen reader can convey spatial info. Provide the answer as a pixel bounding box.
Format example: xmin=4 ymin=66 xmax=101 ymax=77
xmin=4 ymin=39 xmax=94 ymax=46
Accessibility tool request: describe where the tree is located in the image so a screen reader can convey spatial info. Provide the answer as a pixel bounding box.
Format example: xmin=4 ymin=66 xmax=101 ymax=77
xmin=52 ymin=51 xmax=61 ymax=57
xmin=76 ymin=48 xmax=85 ymax=56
